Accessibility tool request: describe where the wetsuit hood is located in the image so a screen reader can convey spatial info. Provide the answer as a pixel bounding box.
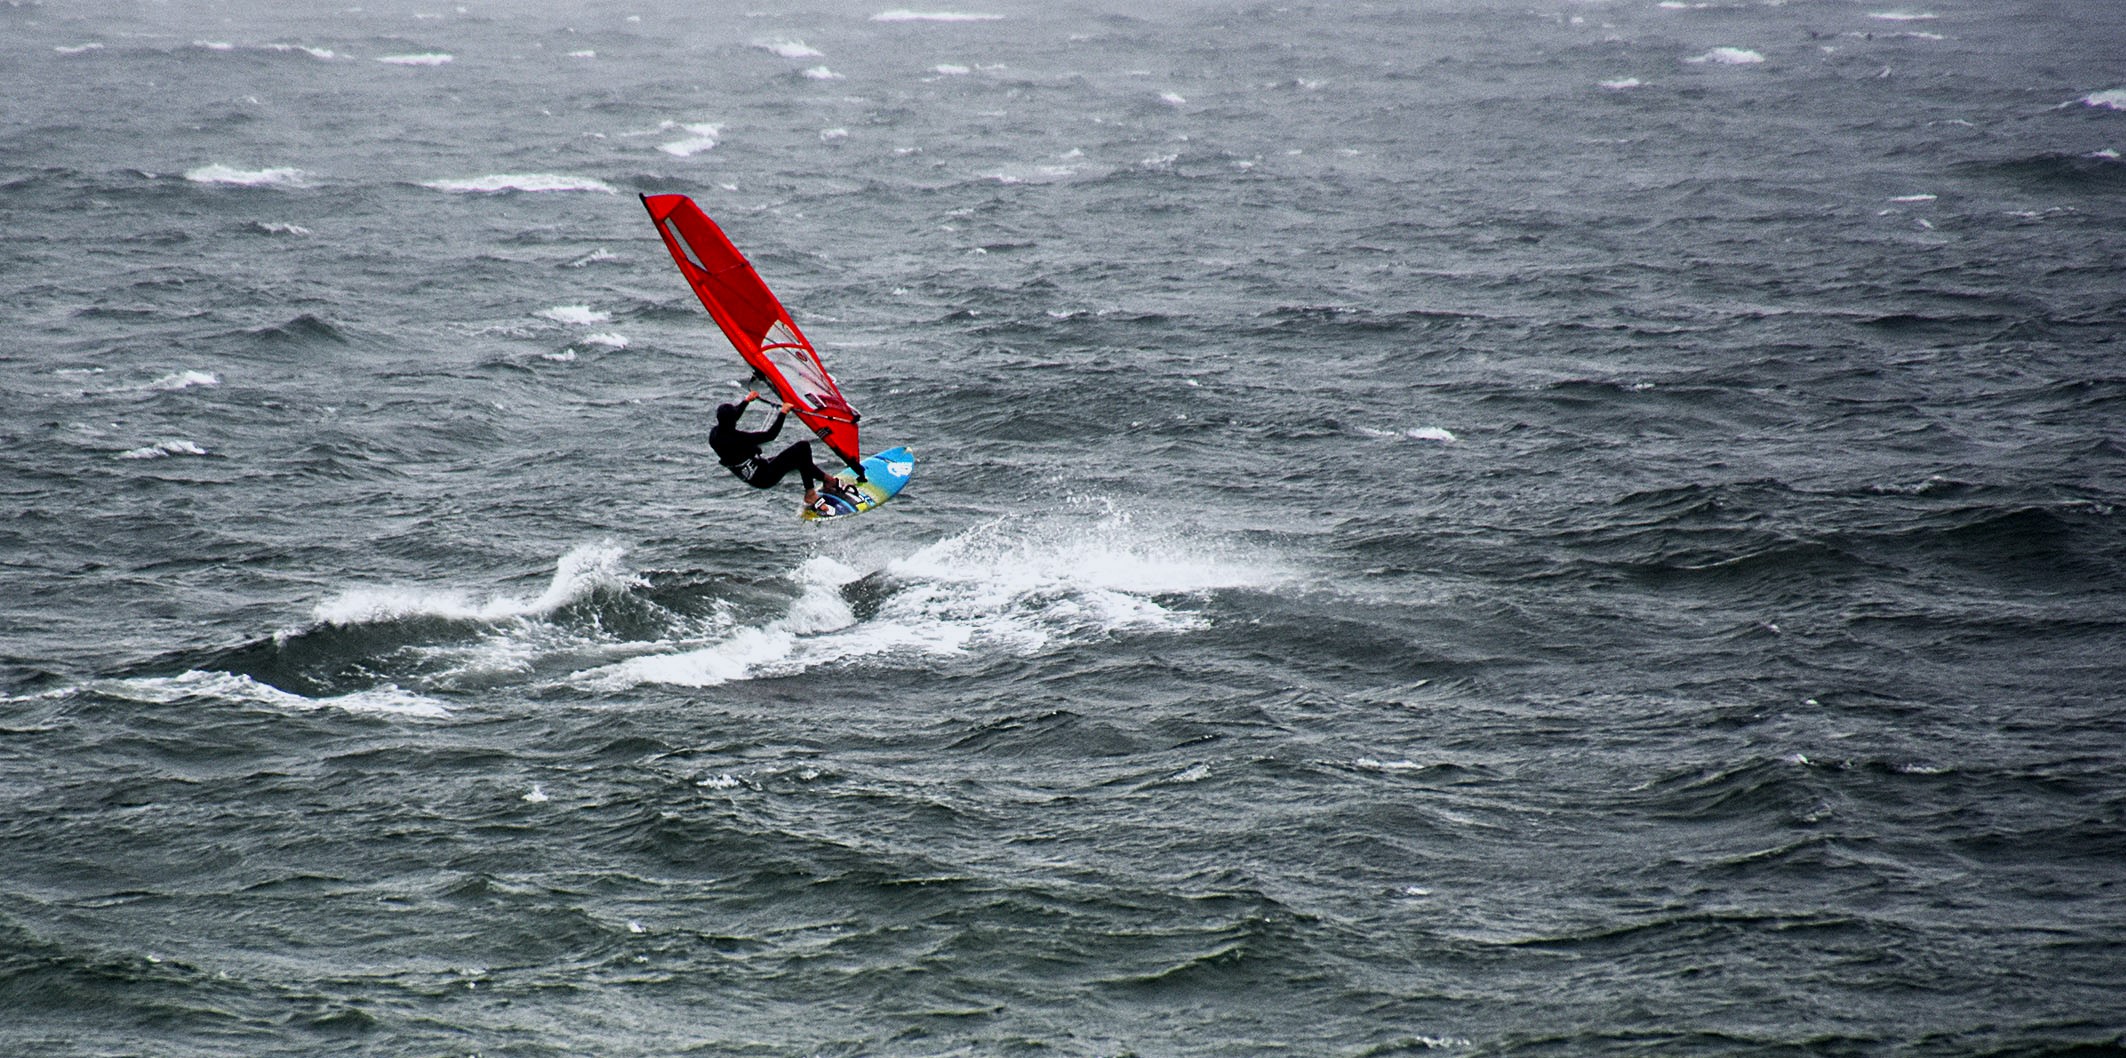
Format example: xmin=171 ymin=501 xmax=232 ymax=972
xmin=714 ymin=402 xmax=742 ymax=426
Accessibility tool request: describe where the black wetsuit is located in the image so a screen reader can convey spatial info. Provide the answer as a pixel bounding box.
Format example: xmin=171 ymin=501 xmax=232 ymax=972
xmin=710 ymin=403 xmax=829 ymax=491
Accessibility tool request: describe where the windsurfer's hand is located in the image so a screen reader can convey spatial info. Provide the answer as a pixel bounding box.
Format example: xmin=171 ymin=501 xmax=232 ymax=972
xmin=744 ymin=390 xmax=759 ymax=402
xmin=779 ymin=401 xmax=795 ymax=414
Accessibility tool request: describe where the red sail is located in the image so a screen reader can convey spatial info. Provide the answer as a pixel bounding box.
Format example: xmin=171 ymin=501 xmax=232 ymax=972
xmin=640 ymin=193 xmax=861 ymax=467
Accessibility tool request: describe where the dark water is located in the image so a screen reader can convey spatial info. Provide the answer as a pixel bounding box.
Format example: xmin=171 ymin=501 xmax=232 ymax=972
xmin=4 ymin=0 xmax=2124 ymax=1054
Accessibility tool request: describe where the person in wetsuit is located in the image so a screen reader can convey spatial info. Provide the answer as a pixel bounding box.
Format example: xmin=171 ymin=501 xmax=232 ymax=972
xmin=709 ymin=390 xmax=850 ymax=509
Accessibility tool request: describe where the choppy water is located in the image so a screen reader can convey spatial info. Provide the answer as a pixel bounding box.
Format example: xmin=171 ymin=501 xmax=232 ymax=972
xmin=4 ymin=1 xmax=2124 ymax=1054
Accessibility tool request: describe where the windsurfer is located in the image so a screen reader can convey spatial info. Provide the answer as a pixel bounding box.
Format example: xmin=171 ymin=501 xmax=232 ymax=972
xmin=710 ymin=391 xmax=852 ymax=510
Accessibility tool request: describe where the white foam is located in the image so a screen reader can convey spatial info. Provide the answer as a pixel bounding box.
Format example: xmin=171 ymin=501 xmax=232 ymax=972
xmin=257 ymin=222 xmax=312 ymax=235
xmin=314 ymin=541 xmax=642 ymax=626
xmin=185 ymin=165 xmax=307 ymax=188
xmin=1688 ymin=47 xmax=1764 ymax=65
xmin=576 ymin=504 xmax=1287 ymax=690
xmin=1159 ymin=91 xmax=1187 ymax=106
xmin=1360 ymin=424 xmax=1456 ymax=443
xmin=872 ymin=9 xmax=1003 ymax=20
xmin=934 ymin=63 xmax=971 ymax=75
xmin=422 ymin=174 xmax=616 ymax=194
xmin=377 ymin=53 xmax=453 ymax=66
xmin=566 ymin=248 xmax=619 ymax=268
xmin=1356 ymin=758 xmax=1426 ymax=772
xmin=56 ymin=43 xmax=105 ymax=55
xmin=2082 ymin=88 xmax=2126 ymax=111
xmin=539 ymin=304 xmax=610 ymax=325
xmin=96 ymin=670 xmax=449 ymax=719
xmin=580 ymin=332 xmax=628 ymax=349
xmin=266 ymin=44 xmax=338 ymax=59
xmin=1889 ymin=193 xmax=1936 ymax=202
xmin=148 ymin=369 xmax=220 ymax=391
xmin=757 ymin=39 xmax=824 ymax=58
xmin=819 ymin=127 xmax=849 ymax=142
xmin=1867 ymin=10 xmax=1936 ymax=19
xmin=193 ymin=40 xmax=236 ymax=51
xmin=1599 ymin=78 xmax=1643 ymax=90
xmin=117 ymin=439 xmax=208 ymax=460
xmin=523 ymin=785 xmax=549 ymax=802
xmin=2092 ymin=148 xmax=2122 ymax=161
xmin=803 ymin=66 xmax=844 ymax=80
xmin=657 ymin=122 xmax=721 ymax=156
xmin=568 ymin=50 xmax=595 ymax=59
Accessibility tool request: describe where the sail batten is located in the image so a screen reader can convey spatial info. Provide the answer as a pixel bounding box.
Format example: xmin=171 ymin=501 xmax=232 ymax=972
xmin=640 ymin=193 xmax=862 ymax=467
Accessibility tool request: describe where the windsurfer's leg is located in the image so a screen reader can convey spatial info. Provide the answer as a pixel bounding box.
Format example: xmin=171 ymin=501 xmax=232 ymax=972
xmin=753 ymin=442 xmax=828 ymax=492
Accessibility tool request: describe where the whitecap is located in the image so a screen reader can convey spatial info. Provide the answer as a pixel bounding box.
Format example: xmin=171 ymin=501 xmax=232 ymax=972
xmin=192 ymin=40 xmax=236 ymax=51
xmin=1359 ymin=424 xmax=1455 ymax=443
xmin=872 ymin=9 xmax=1004 ymax=20
xmin=1889 ymin=193 xmax=1936 ymax=202
xmin=574 ymin=507 xmax=1288 ymax=690
xmin=264 ymin=44 xmax=337 ymax=59
xmin=756 ymin=39 xmax=824 ymax=58
xmin=658 ymin=122 xmax=721 ymax=157
xmin=539 ymin=304 xmax=611 ymax=325
xmin=523 ymin=785 xmax=549 ymax=803
xmin=314 ymin=540 xmax=642 ymax=627
xmin=376 ymin=53 xmax=453 ymax=66
xmin=579 ymin=332 xmax=628 ymax=349
xmin=1356 ymin=758 xmax=1426 ymax=772
xmin=422 ymin=174 xmax=616 ymax=194
xmin=95 ymin=670 xmax=450 ymax=719
xmin=819 ymin=127 xmax=849 ymax=142
xmin=1688 ymin=47 xmax=1764 ymax=65
xmin=566 ymin=248 xmax=619 ymax=268
xmin=567 ymin=50 xmax=595 ymax=59
xmin=2081 ymin=88 xmax=2126 ymax=111
xmin=1867 ymin=10 xmax=1937 ymax=19
xmin=933 ymin=63 xmax=970 ymax=75
xmin=148 ymin=369 xmax=220 ymax=391
xmin=184 ymin=164 xmax=308 ymax=188
xmin=55 ymin=43 xmax=105 ymax=55
xmin=1159 ymin=91 xmax=1186 ymax=106
xmin=803 ymin=66 xmax=844 ymax=80
xmin=117 ymin=440 xmax=209 ymax=460
xmin=1599 ymin=78 xmax=1643 ymax=90
xmin=256 ymin=221 xmax=312 ymax=236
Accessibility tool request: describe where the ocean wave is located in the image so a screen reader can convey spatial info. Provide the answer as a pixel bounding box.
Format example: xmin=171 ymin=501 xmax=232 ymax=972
xmin=574 ymin=502 xmax=1288 ymax=691
xmin=422 ymin=173 xmax=616 ymax=194
xmin=315 ymin=541 xmax=641 ymax=627
xmin=1687 ymin=47 xmax=1765 ymax=66
xmin=90 ymin=670 xmax=449 ymax=718
xmin=656 ymin=121 xmax=720 ymax=157
xmin=2080 ymin=88 xmax=2126 ymax=111
xmin=539 ymin=304 xmax=611 ymax=325
xmin=146 ymin=369 xmax=220 ymax=391
xmin=376 ymin=53 xmax=452 ymax=66
xmin=755 ymin=39 xmax=823 ymax=59
xmin=116 ymin=440 xmax=209 ymax=460
xmin=871 ymin=10 xmax=1004 ymax=22
xmin=183 ymin=164 xmax=308 ymax=188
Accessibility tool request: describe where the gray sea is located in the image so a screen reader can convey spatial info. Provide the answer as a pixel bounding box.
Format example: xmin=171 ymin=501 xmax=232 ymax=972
xmin=4 ymin=1 xmax=2124 ymax=1055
